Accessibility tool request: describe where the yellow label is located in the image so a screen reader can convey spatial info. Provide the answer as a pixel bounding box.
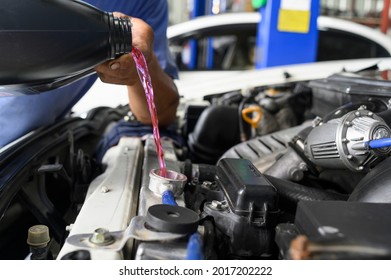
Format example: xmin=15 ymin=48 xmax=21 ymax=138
xmin=278 ymin=9 xmax=310 ymax=33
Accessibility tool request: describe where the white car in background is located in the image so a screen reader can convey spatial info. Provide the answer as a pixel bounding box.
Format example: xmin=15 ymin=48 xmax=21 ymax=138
xmin=74 ymin=12 xmax=391 ymax=113
xmin=168 ymin=12 xmax=391 ymax=71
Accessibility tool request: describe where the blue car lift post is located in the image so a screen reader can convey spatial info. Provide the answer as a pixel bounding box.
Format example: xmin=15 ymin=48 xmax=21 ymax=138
xmin=255 ymin=0 xmax=320 ymax=69
xmin=189 ymin=0 xmax=215 ymax=70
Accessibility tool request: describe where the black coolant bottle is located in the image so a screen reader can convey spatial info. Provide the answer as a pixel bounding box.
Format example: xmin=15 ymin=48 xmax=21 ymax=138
xmin=0 ymin=0 xmax=132 ymax=93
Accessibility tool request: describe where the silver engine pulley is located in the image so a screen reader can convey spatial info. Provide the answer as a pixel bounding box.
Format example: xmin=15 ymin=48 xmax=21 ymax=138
xmin=305 ymin=109 xmax=391 ymax=172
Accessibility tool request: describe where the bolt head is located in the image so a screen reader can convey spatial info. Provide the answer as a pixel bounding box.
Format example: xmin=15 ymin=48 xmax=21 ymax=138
xmin=356 ymin=166 xmax=364 ymax=171
xmin=211 ymin=200 xmax=222 ymax=210
xmin=89 ymin=228 xmax=114 ymax=245
xmin=289 ymin=168 xmax=304 ymax=182
xmin=358 ymin=105 xmax=367 ymax=110
xmin=209 ymin=200 xmax=229 ymax=211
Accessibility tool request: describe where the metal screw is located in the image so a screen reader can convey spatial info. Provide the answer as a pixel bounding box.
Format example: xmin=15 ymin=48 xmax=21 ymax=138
xmin=221 ymin=200 xmax=228 ymax=208
xmin=191 ymin=177 xmax=199 ymax=185
xmin=202 ymin=181 xmax=213 ymax=188
xmin=210 ymin=200 xmax=222 ymax=210
xmin=312 ymin=117 xmax=323 ymax=127
xmin=289 ymin=167 xmax=304 ymax=182
xmin=210 ymin=200 xmax=228 ymax=211
xmin=89 ymin=228 xmax=114 ymax=246
xmin=358 ymin=105 xmax=367 ymax=111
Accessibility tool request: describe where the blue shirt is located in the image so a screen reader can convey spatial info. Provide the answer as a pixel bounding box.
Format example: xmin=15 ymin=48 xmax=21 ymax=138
xmin=0 ymin=0 xmax=177 ymax=147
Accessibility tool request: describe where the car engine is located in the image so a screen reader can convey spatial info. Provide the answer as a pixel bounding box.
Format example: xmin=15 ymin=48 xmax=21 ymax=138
xmin=1 ymin=69 xmax=391 ymax=260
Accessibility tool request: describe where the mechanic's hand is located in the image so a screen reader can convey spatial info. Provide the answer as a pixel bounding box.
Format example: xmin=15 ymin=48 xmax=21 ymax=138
xmin=95 ymin=13 xmax=154 ymax=86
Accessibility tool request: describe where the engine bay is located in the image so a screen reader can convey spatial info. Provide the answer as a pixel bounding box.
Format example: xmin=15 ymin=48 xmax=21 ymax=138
xmin=1 ymin=68 xmax=391 ymax=260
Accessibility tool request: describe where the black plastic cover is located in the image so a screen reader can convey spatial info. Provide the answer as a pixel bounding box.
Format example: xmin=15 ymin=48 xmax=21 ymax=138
xmin=310 ymin=72 xmax=391 ymax=98
xmin=216 ymin=158 xmax=277 ymax=216
xmin=308 ymin=72 xmax=391 ymax=117
xmin=295 ymin=201 xmax=391 ymax=248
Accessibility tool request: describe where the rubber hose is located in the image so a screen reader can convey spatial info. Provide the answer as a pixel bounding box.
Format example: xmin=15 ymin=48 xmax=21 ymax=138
xmin=238 ymin=96 xmax=252 ymax=142
xmin=186 ymin=233 xmax=204 ymax=260
xmin=162 ymin=190 xmax=177 ymax=206
xmin=197 ymin=164 xmax=217 ymax=182
xmin=181 ymin=162 xmax=217 ymax=183
xmin=323 ymin=101 xmax=381 ymax=123
xmin=265 ymin=175 xmax=348 ymax=213
xmin=378 ymin=109 xmax=391 ymax=126
xmin=368 ymin=137 xmax=391 ymax=149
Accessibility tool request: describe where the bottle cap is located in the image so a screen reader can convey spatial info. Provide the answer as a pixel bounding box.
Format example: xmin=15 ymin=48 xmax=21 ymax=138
xmin=27 ymin=225 xmax=50 ymax=247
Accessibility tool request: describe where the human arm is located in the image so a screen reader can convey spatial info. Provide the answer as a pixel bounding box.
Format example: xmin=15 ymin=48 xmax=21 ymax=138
xmin=94 ymin=14 xmax=179 ymax=126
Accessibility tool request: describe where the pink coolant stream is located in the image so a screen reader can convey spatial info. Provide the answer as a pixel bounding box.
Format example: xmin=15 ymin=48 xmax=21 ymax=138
xmin=131 ymin=47 xmax=167 ymax=177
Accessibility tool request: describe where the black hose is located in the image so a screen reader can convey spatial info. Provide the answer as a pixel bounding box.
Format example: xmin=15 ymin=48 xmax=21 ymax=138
xmin=378 ymin=109 xmax=391 ymax=127
xmin=265 ymin=175 xmax=348 ymax=213
xmin=238 ymin=96 xmax=252 ymax=142
xmin=181 ymin=161 xmax=217 ymax=183
xmin=197 ymin=164 xmax=217 ymax=182
xmin=348 ymin=156 xmax=391 ymax=203
xmin=322 ymin=101 xmax=383 ymax=123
